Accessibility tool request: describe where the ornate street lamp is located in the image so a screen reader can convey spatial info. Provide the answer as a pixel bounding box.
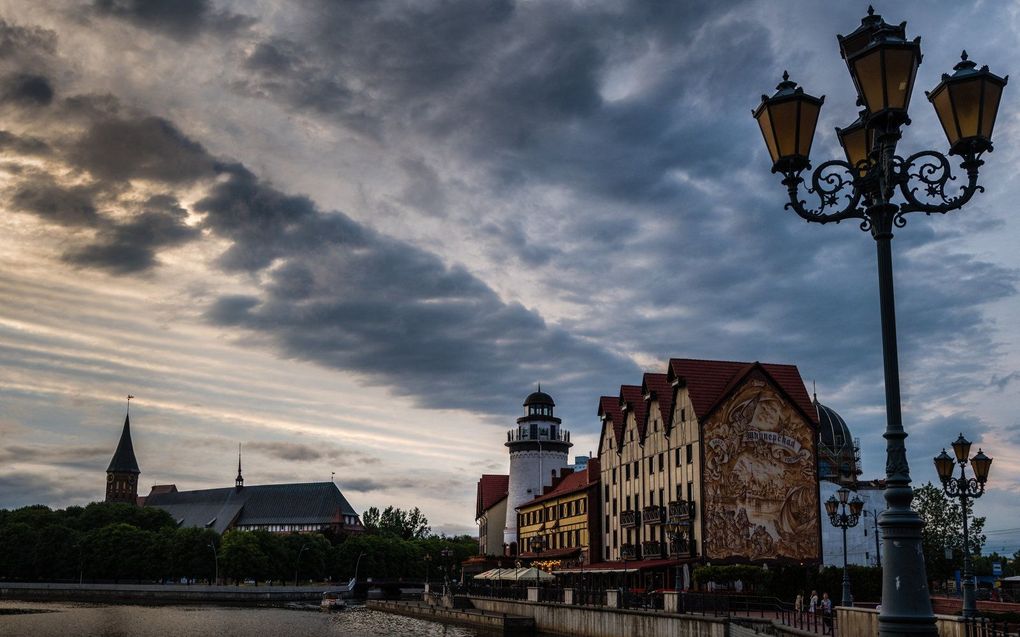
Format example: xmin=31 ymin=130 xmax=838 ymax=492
xmin=826 ymin=488 xmax=865 ymax=608
xmin=934 ymin=435 xmax=993 ymax=618
xmin=753 ymin=7 xmax=1006 ymax=637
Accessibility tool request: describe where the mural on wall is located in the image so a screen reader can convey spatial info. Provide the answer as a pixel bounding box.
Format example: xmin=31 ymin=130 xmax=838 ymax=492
xmin=702 ymin=372 xmax=820 ymax=562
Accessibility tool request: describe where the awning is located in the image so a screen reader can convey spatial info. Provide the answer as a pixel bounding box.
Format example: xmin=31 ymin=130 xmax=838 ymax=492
xmin=472 ymin=567 xmax=557 ymax=581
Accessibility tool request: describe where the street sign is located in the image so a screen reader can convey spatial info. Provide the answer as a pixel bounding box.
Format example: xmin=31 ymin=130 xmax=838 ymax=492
xmin=993 ymin=562 xmax=1003 ymax=577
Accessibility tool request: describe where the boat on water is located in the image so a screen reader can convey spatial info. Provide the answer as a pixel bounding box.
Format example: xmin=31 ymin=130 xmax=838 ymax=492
xmin=320 ymin=592 xmax=347 ymax=612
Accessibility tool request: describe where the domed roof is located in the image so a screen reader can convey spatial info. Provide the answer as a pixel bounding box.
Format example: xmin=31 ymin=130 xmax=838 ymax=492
xmin=523 ymin=387 xmax=555 ymax=407
xmin=816 ymin=400 xmax=853 ymax=450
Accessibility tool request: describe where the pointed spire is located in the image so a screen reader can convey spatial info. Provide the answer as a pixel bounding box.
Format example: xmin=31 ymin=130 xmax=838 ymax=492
xmin=235 ymin=443 xmax=244 ymax=489
xmin=107 ymin=409 xmax=140 ymax=474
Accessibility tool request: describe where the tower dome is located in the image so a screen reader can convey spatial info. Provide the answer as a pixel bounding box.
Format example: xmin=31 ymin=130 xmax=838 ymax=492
xmin=815 ymin=397 xmax=861 ymax=486
xmin=520 ymin=385 xmax=559 ymax=422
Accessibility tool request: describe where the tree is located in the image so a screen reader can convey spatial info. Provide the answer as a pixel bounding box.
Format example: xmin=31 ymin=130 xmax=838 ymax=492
xmin=912 ymin=482 xmax=986 ymax=580
xmin=220 ymin=530 xmax=268 ymax=585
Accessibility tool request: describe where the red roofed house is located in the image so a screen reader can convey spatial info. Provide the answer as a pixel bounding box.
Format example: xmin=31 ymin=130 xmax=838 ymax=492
xmin=516 ymin=457 xmax=601 ymax=569
xmin=475 ymin=474 xmax=509 ymax=557
xmin=596 ymin=358 xmax=821 ymax=589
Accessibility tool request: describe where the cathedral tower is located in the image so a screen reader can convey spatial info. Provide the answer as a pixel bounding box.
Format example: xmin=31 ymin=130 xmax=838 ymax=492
xmin=106 ymin=409 xmax=140 ymax=505
xmin=503 ymin=387 xmax=571 ymax=553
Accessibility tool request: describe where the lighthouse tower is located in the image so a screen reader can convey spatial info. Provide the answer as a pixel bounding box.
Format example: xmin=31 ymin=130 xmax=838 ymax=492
xmin=503 ymin=387 xmax=572 ymax=553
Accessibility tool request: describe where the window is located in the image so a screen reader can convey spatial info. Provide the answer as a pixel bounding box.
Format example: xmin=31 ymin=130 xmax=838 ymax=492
xmin=675 ymin=448 xmax=681 ymax=466
xmin=613 ymin=530 xmax=618 ymax=549
xmin=658 ymin=453 xmax=664 ymax=472
xmin=625 ymin=464 xmax=630 ymax=480
xmin=686 ymin=443 xmax=694 ymax=463
xmin=681 ymin=408 xmax=686 ymax=422
xmin=649 ymin=489 xmax=654 ymax=505
xmin=659 ymin=489 xmax=664 ymax=507
xmin=612 ymin=468 xmax=617 ymax=484
xmin=625 ymin=495 xmax=631 ymax=511
xmin=648 ymin=458 xmax=654 ymax=474
xmin=605 ymin=515 xmax=610 ymax=531
xmin=605 ymin=485 xmax=610 ymax=502
xmin=676 ymin=484 xmax=683 ymax=500
xmin=633 ymin=461 xmax=639 ymax=477
xmin=612 ymin=498 xmax=617 ymax=516
xmin=687 ymin=482 xmax=693 ymax=501
xmin=864 ymin=528 xmax=868 ymax=537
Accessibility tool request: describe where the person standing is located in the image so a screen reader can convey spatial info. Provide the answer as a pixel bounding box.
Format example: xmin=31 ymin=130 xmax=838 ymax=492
xmin=795 ymin=593 xmax=804 ymax=613
xmin=821 ymin=592 xmax=833 ymax=629
xmin=809 ymin=590 xmax=818 ymax=614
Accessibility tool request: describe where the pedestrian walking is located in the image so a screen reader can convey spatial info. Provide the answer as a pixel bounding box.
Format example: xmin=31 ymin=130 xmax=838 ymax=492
xmin=795 ymin=593 xmax=804 ymax=613
xmin=809 ymin=590 xmax=818 ymax=614
xmin=821 ymin=592 xmax=833 ymax=629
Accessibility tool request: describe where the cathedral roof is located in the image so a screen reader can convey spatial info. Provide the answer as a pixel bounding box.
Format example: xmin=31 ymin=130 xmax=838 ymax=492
xmin=816 ymin=400 xmax=854 ymax=450
xmin=107 ymin=414 xmax=140 ymax=474
xmin=144 ymin=481 xmax=358 ymax=534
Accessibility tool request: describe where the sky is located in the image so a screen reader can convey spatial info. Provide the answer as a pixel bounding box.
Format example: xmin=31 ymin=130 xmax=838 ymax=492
xmin=0 ymin=1 xmax=1017 ymax=548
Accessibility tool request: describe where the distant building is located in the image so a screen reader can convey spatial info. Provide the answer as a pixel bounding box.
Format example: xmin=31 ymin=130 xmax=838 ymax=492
xmin=102 ymin=408 xmax=363 ymax=535
xmin=816 ymin=397 xmax=862 ymax=486
xmin=475 ymin=474 xmax=509 ymax=556
xmin=517 ymin=457 xmax=601 ymax=568
xmin=502 ymin=388 xmax=572 ymax=555
xmin=144 ymin=481 xmax=364 ymax=535
xmin=105 ymin=414 xmax=140 ymax=505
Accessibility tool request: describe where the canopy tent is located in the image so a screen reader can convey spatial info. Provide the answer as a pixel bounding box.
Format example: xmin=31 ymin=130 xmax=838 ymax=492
xmin=472 ymin=567 xmax=556 ymax=581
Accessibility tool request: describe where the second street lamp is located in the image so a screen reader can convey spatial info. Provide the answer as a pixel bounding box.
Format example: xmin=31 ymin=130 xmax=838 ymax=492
xmin=826 ymin=488 xmax=865 ymax=608
xmin=754 ymin=7 xmax=1006 ymax=637
xmin=934 ymin=435 xmax=993 ymax=618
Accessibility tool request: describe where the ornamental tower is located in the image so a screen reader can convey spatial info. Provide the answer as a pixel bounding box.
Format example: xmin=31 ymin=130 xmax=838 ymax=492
xmin=105 ymin=408 xmax=141 ymax=505
xmin=503 ymin=386 xmax=571 ymax=553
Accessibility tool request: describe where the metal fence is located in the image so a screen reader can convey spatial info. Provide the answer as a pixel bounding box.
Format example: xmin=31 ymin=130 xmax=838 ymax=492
xmin=961 ymin=617 xmax=1019 ymax=637
xmin=775 ymin=608 xmax=838 ymax=635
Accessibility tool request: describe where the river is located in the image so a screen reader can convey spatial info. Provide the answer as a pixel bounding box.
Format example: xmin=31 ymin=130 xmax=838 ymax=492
xmin=0 ymin=601 xmax=531 ymax=637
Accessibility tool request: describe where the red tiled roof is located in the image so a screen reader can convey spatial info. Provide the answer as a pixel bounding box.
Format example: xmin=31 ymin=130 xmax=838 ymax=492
xmin=476 ymin=474 xmax=509 ymax=519
xmin=598 ymin=395 xmax=624 ymax=452
xmin=619 ymin=385 xmax=646 ymax=441
xmin=641 ymin=372 xmax=674 ymax=436
xmin=667 ymin=358 xmax=817 ymax=427
xmin=523 ymin=462 xmax=599 ymax=507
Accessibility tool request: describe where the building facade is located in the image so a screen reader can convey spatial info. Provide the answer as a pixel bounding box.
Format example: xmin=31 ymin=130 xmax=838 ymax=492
xmin=476 ymin=474 xmax=509 ymax=556
xmin=597 ymin=358 xmax=822 ymax=585
xmin=517 ymin=458 xmax=601 ymax=568
xmin=503 ymin=388 xmax=572 ymax=554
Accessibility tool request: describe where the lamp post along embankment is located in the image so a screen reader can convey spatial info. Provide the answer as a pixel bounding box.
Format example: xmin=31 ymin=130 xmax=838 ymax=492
xmin=753 ymin=7 xmax=1006 ymax=637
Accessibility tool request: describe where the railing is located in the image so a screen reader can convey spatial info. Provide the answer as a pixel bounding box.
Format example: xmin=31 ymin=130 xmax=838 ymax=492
xmin=538 ymin=587 xmax=563 ymax=603
xmin=506 ymin=428 xmax=571 ymax=443
xmin=621 ymin=510 xmax=638 ymax=527
xmin=621 ymin=589 xmax=665 ymax=610
xmin=620 ymin=543 xmax=639 ymax=560
xmin=960 ymin=617 xmax=1019 ymax=637
xmin=467 ymin=583 xmax=527 ymax=600
xmin=642 ymin=541 xmax=664 ymax=559
xmin=774 ymin=607 xmax=838 ymax=635
xmin=575 ymin=588 xmax=604 ymax=607
xmin=642 ymin=505 xmax=666 ymax=524
xmin=668 ymin=537 xmax=695 ymax=558
xmin=668 ymin=500 xmax=695 ymax=522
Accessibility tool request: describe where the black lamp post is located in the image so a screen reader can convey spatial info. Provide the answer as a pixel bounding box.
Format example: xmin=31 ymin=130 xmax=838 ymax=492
xmin=826 ymin=488 xmax=865 ymax=608
xmin=934 ymin=435 xmax=993 ymax=618
xmin=754 ymin=8 xmax=1006 ymax=637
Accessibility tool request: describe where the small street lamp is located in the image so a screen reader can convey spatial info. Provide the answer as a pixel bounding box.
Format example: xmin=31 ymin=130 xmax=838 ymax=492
xmin=208 ymin=542 xmax=218 ymax=586
xmin=423 ymin=553 xmax=432 ymax=591
xmin=754 ymin=8 xmax=1006 ymax=637
xmin=825 ymin=487 xmax=865 ymax=607
xmin=531 ymin=536 xmax=547 ymax=589
xmin=934 ymin=434 xmax=993 ymax=618
xmin=666 ymin=519 xmax=686 ymax=593
xmin=294 ymin=543 xmax=309 ymax=586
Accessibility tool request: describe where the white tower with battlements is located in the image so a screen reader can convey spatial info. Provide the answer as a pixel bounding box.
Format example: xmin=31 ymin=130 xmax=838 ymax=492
xmin=503 ymin=387 xmax=572 ymax=554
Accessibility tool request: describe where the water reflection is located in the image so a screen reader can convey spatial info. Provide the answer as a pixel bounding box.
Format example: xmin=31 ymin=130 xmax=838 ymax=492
xmin=0 ymin=602 xmax=500 ymax=637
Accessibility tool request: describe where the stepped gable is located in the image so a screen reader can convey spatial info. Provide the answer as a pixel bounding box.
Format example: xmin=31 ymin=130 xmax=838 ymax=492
xmin=667 ymin=358 xmax=818 ymax=427
xmin=618 ymin=385 xmax=646 ymax=440
xmin=598 ymin=395 xmax=625 ymax=451
xmin=641 ymin=372 xmax=674 ymax=434
xmin=476 ymin=474 xmax=509 ymax=519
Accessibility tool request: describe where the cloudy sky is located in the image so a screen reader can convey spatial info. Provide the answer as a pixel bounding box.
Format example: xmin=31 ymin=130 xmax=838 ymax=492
xmin=0 ymin=1 xmax=1017 ymax=546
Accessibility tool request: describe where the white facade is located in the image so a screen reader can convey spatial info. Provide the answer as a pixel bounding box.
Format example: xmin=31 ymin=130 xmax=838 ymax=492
xmin=502 ymin=391 xmax=571 ymax=550
xmin=819 ymin=481 xmax=884 ymax=567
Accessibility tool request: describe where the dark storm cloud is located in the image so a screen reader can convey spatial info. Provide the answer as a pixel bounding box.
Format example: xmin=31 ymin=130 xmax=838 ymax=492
xmin=67 ymin=116 xmax=218 ymax=183
xmin=0 ymin=130 xmax=51 ymax=155
xmin=63 ymin=195 xmax=199 ymax=273
xmin=10 ymin=175 xmax=100 ymax=226
xmin=90 ymin=0 xmax=254 ymax=41
xmin=0 ymin=471 xmax=99 ymax=509
xmin=1 ymin=73 xmax=53 ymax=106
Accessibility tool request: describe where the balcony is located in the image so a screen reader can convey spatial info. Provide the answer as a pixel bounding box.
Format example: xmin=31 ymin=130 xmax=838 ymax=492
xmin=621 ymin=543 xmax=639 ymax=561
xmin=506 ymin=426 xmax=571 ymax=444
xmin=642 ymin=505 xmax=665 ymax=525
xmin=641 ymin=541 xmax=664 ymax=559
xmin=668 ymin=500 xmax=695 ymax=524
xmin=620 ymin=510 xmax=638 ymax=528
xmin=668 ymin=537 xmax=695 ymax=558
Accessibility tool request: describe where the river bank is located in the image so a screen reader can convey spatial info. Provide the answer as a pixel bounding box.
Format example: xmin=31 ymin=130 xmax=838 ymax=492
xmin=0 ymin=582 xmax=339 ymax=605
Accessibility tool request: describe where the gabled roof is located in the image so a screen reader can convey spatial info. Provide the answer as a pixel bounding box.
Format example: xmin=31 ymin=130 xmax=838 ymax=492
xmin=598 ymin=395 xmax=625 ymax=452
xmin=618 ymin=385 xmax=646 ymax=441
xmin=641 ymin=372 xmax=674 ymax=435
xmin=107 ymin=414 xmax=140 ymax=474
xmin=667 ymin=358 xmax=817 ymax=427
xmin=144 ymin=481 xmax=358 ymax=534
xmin=476 ymin=474 xmax=509 ymax=519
